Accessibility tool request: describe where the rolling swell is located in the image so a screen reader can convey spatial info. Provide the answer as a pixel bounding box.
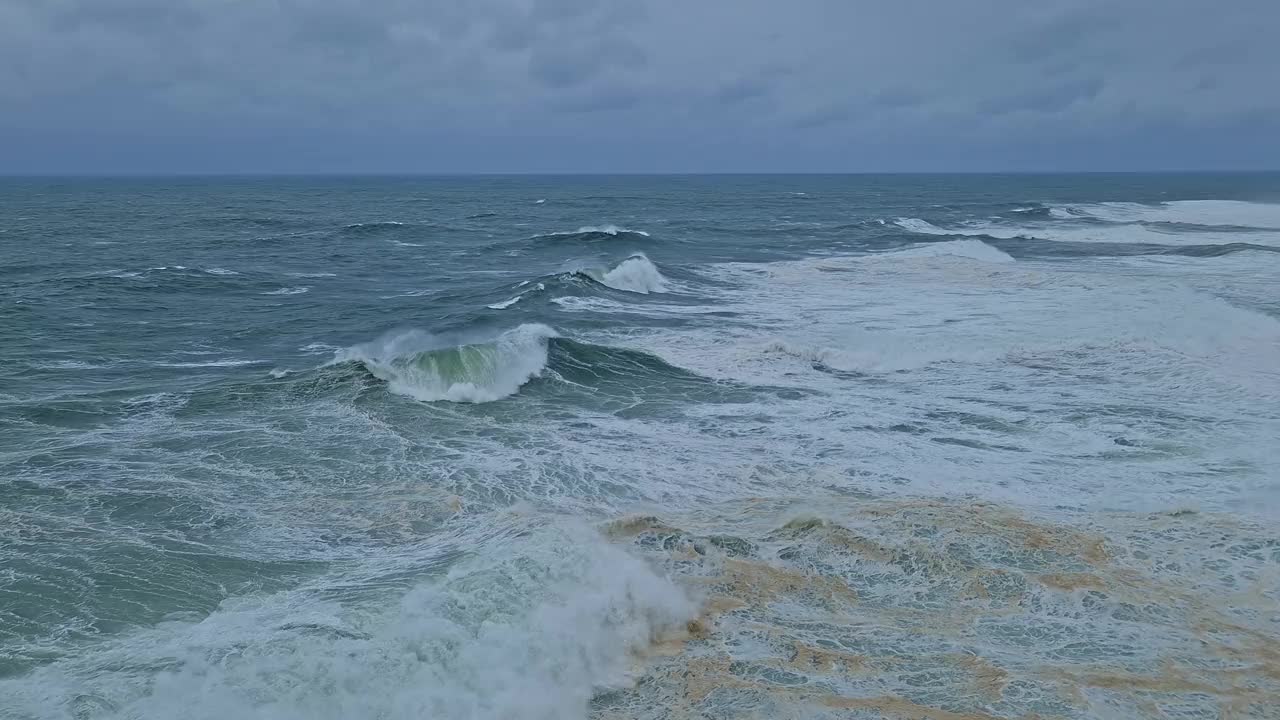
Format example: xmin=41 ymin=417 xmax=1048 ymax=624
xmin=527 ymin=226 xmax=654 ymax=247
xmin=547 ymin=337 xmax=705 ymax=385
xmin=1162 ymin=242 xmax=1280 ymax=258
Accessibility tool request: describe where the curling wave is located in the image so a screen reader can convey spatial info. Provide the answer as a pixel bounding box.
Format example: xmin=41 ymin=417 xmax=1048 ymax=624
xmin=335 ymin=324 xmax=558 ymax=403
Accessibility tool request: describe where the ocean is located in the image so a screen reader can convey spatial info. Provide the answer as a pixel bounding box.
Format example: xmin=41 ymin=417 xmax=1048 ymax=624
xmin=1 ymin=174 xmax=1278 ymax=719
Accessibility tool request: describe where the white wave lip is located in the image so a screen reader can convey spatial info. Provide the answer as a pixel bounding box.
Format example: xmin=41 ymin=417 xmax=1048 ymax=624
xmin=488 ymin=282 xmax=545 ymax=310
xmin=338 ymin=323 xmax=558 ymax=403
xmin=487 ymin=295 xmax=523 ymax=310
xmin=264 ymin=286 xmax=310 ymax=295
xmin=577 ymin=254 xmax=668 ymax=294
xmin=1054 ymin=200 xmax=1280 ymax=229
xmin=545 ymin=225 xmax=650 ymax=237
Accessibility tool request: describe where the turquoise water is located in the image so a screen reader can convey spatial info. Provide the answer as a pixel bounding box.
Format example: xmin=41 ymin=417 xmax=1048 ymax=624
xmin=2 ymin=175 xmax=1279 ymax=719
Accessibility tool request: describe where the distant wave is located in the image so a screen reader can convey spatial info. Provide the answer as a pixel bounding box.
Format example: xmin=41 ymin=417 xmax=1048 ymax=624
xmin=341 ymin=221 xmax=411 ymax=235
xmin=892 ymin=218 xmax=952 ymax=236
xmin=264 ymin=286 xmax=310 ymax=296
xmin=879 ymin=233 xmax=1015 ymax=263
xmin=1048 ymin=200 xmax=1280 ymax=229
xmin=533 ymin=225 xmax=651 ymax=242
xmin=894 ymin=216 xmax=1280 ymax=249
xmin=484 ymin=255 xmax=670 ymax=311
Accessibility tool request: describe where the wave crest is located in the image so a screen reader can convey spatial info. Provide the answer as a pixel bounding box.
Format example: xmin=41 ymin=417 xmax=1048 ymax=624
xmin=576 ymin=254 xmax=668 ymax=294
xmin=889 ymin=239 xmax=1015 ymax=263
xmin=337 ymin=324 xmax=558 ymax=403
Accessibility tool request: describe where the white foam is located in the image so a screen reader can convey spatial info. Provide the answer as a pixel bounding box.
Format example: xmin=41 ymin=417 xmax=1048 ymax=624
xmin=1055 ymin=200 xmax=1280 ymax=229
xmin=205 ymin=268 xmax=240 ymax=276
xmin=264 ymin=287 xmax=310 ymax=295
xmin=896 ymin=216 xmax=1280 ymax=247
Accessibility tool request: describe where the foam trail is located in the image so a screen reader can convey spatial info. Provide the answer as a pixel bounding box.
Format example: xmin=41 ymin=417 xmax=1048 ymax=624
xmin=337 ymin=324 xmax=558 ymax=403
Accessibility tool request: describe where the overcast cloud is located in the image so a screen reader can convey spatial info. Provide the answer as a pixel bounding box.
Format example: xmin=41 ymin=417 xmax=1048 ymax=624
xmin=1 ymin=0 xmax=1277 ymax=172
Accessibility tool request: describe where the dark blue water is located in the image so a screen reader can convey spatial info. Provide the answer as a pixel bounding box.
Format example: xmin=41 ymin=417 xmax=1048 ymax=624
xmin=3 ymin=175 xmax=1279 ymax=719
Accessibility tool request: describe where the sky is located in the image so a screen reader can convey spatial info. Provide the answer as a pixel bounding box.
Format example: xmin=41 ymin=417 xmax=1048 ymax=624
xmin=1 ymin=0 xmax=1278 ymax=174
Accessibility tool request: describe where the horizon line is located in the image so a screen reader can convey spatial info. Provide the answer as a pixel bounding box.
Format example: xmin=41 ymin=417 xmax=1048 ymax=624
xmin=4 ymin=169 xmax=1280 ymax=179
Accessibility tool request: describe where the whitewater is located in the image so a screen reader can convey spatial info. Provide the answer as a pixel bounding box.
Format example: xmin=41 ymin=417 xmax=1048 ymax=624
xmin=1 ymin=175 xmax=1277 ymax=720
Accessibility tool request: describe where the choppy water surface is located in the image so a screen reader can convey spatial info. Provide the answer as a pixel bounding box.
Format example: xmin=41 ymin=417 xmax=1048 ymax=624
xmin=2 ymin=175 xmax=1278 ymax=719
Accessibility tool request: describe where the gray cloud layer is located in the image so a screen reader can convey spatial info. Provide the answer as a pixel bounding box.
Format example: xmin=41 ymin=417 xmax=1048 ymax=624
xmin=2 ymin=0 xmax=1277 ymax=172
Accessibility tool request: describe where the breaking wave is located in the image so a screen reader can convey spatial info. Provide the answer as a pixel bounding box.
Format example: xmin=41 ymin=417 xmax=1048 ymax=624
xmin=327 ymin=323 xmax=716 ymax=403
xmin=335 ymin=324 xmax=558 ymax=403
xmin=574 ymin=254 xmax=668 ymax=294
xmin=884 ymin=239 xmax=1015 ymax=263
xmin=0 ymin=521 xmax=695 ymax=720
